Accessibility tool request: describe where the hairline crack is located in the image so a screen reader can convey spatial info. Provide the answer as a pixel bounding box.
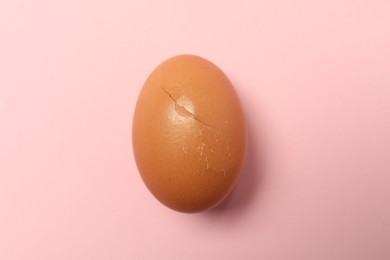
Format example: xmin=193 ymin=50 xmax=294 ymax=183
xmin=161 ymin=87 xmax=217 ymax=129
xmin=161 ymin=87 xmax=230 ymax=176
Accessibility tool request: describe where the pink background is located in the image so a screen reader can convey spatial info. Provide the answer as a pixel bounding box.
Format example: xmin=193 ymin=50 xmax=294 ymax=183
xmin=1 ymin=1 xmax=390 ymax=259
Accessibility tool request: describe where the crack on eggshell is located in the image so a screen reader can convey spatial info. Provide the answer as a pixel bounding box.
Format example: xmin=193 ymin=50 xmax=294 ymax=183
xmin=162 ymin=87 xmax=217 ymax=129
xmin=161 ymin=87 xmax=231 ymax=176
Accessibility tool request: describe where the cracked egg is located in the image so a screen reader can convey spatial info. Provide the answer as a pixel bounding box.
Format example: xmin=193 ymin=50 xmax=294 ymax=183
xmin=132 ymin=54 xmax=247 ymax=213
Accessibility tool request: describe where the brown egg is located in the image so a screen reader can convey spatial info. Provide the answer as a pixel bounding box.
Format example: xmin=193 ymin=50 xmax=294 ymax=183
xmin=132 ymin=55 xmax=247 ymax=213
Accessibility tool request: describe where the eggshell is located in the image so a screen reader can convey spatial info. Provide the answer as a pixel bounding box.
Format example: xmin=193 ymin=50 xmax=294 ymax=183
xmin=132 ymin=54 xmax=247 ymax=213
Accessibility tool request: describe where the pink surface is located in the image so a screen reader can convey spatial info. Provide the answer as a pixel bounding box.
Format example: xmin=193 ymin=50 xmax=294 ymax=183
xmin=1 ymin=1 xmax=390 ymax=259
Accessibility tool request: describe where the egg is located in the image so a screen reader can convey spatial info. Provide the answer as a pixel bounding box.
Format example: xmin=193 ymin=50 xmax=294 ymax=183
xmin=132 ymin=55 xmax=247 ymax=213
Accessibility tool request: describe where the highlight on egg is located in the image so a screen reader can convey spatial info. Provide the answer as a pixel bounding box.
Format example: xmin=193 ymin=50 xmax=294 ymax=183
xmin=132 ymin=54 xmax=247 ymax=213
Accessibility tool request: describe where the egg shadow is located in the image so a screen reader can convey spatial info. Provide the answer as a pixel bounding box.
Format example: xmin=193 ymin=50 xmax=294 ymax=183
xmin=203 ymin=102 xmax=265 ymax=219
